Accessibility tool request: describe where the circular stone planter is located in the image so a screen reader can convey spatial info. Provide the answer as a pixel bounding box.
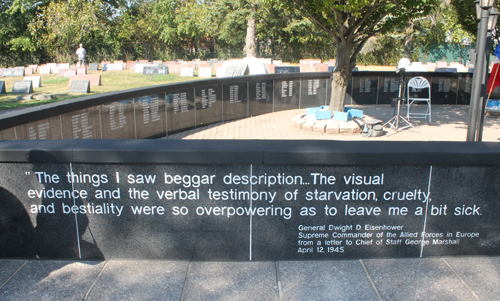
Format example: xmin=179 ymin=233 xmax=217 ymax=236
xmin=292 ymin=114 xmax=363 ymax=135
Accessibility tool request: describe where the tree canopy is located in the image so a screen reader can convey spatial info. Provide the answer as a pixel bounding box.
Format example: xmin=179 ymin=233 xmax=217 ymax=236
xmin=272 ymin=0 xmax=440 ymax=110
xmin=0 ymin=0 xmax=476 ymax=73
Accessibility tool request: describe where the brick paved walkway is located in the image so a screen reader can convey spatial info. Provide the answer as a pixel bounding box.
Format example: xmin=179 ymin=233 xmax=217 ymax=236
xmin=166 ymin=105 xmax=500 ymax=142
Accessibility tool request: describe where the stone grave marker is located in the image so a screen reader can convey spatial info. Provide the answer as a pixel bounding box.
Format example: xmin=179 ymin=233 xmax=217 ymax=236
xmin=134 ymin=64 xmax=155 ymax=73
xmin=103 ymin=63 xmax=124 ymax=71
xmin=57 ymin=63 xmax=70 ymax=69
xmin=11 ymin=81 xmax=33 ymax=94
xmin=24 ymin=67 xmax=34 ymax=75
xmin=70 ymin=74 xmax=101 ymax=86
xmin=76 ymin=67 xmax=87 ymax=75
xmin=2 ymin=68 xmax=25 ymax=77
xmin=198 ymin=67 xmax=212 ymax=78
xmin=39 ymin=66 xmax=51 ymax=74
xmin=167 ymin=64 xmax=182 ymax=74
xmin=24 ymin=76 xmax=41 ymax=88
xmin=0 ymin=81 xmax=5 ymax=94
xmin=69 ymin=80 xmax=90 ymax=93
xmin=300 ymin=65 xmax=315 ymax=72
xmin=275 ymin=66 xmax=300 ymax=74
xmin=180 ymin=68 xmax=195 ymax=77
xmin=143 ymin=66 xmax=169 ymax=75
xmin=63 ymin=69 xmax=77 ymax=78
xmin=88 ymin=63 xmax=99 ymax=71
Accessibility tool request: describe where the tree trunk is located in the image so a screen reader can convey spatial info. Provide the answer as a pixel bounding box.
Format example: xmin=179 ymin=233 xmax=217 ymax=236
xmin=404 ymin=22 xmax=414 ymax=59
xmin=245 ymin=16 xmax=256 ymax=58
xmin=328 ymin=41 xmax=354 ymax=112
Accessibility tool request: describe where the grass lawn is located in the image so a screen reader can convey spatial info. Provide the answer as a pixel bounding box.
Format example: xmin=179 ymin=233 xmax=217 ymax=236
xmin=0 ymin=69 xmax=200 ymax=111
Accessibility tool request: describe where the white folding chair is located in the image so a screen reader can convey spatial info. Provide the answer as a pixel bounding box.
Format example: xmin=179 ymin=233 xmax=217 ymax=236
xmin=406 ymin=76 xmax=431 ymax=122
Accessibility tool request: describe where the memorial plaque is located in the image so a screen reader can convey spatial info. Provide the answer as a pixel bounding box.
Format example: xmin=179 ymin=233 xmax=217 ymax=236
xmin=11 ymin=81 xmax=33 ymax=94
xmin=300 ymin=78 xmax=328 ymax=108
xmin=430 ymin=76 xmax=458 ymax=105
xmin=76 ymin=67 xmax=86 ymax=75
xmin=15 ymin=116 xmax=63 ymax=140
xmin=249 ymin=80 xmax=273 ymax=116
xmin=39 ymin=66 xmax=51 ymax=74
xmin=63 ymin=69 xmax=76 ymax=78
xmin=378 ymin=76 xmax=400 ymax=104
xmin=180 ymin=68 xmax=195 ymax=77
xmin=198 ymin=67 xmax=212 ymax=78
xmin=166 ymin=88 xmax=196 ymax=133
xmin=274 ymin=66 xmax=300 ymax=74
xmin=0 ymin=127 xmax=16 ymax=139
xmin=103 ymin=63 xmax=124 ymax=71
xmin=2 ymin=161 xmax=499 ymax=260
xmin=100 ymin=99 xmax=136 ymax=139
xmin=457 ymin=75 xmax=473 ymax=104
xmin=24 ymin=67 xmax=34 ymax=75
xmin=143 ymin=66 xmax=169 ymax=75
xmin=273 ymin=79 xmax=300 ymax=112
xmin=69 ymin=80 xmax=90 ymax=93
xmin=0 ymin=81 xmax=5 ymax=94
xmin=88 ymin=63 xmax=99 ymax=71
xmin=195 ymin=85 xmax=222 ymax=126
xmin=134 ymin=94 xmax=166 ymax=139
xmin=24 ymin=76 xmax=41 ymax=88
xmin=351 ymin=76 xmax=379 ymax=105
xmin=70 ymin=75 xmax=101 ymax=86
xmin=57 ymin=63 xmax=70 ymax=69
xmin=60 ymin=107 xmax=102 ymax=139
xmin=222 ymin=82 xmax=248 ymax=121
xmin=134 ymin=64 xmax=154 ymax=73
xmin=2 ymin=68 xmax=24 ymax=77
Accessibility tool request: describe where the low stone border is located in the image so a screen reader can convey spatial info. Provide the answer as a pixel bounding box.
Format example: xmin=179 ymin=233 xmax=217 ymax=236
xmin=292 ymin=114 xmax=362 ymax=134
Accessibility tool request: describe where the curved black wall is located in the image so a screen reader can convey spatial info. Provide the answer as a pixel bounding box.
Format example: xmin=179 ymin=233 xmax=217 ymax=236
xmin=0 ymin=71 xmax=475 ymax=140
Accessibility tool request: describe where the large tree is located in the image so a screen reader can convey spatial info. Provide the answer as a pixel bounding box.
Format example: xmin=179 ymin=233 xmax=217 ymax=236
xmin=275 ymin=0 xmax=439 ymax=112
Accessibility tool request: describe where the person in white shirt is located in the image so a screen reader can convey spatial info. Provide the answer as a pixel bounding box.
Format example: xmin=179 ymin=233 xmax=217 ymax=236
xmin=76 ymin=44 xmax=87 ymax=67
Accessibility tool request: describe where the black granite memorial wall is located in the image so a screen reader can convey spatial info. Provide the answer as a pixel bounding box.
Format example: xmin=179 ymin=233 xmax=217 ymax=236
xmin=0 ymin=140 xmax=499 ymax=260
xmin=0 ymin=71 xmax=476 ymax=140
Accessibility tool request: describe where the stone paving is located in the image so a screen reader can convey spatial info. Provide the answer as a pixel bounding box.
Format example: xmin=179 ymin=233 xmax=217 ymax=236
xmin=165 ymin=104 xmax=500 ymax=142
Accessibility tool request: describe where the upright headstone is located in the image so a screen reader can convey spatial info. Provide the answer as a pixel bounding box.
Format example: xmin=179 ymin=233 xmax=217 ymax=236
xmin=24 ymin=76 xmax=41 ymax=88
xmin=88 ymin=63 xmax=99 ymax=71
xmin=63 ymin=69 xmax=77 ymax=78
xmin=143 ymin=66 xmax=169 ymax=75
xmin=70 ymin=74 xmax=101 ymax=86
xmin=24 ymin=68 xmax=34 ymax=75
xmin=275 ymin=66 xmax=300 ymax=74
xmin=76 ymin=67 xmax=87 ymax=75
xmin=103 ymin=63 xmax=124 ymax=71
xmin=198 ymin=67 xmax=212 ymax=78
xmin=180 ymin=68 xmax=195 ymax=77
xmin=134 ymin=64 xmax=155 ymax=73
xmin=0 ymin=81 xmax=5 ymax=94
xmin=2 ymin=68 xmax=25 ymax=77
xmin=11 ymin=81 xmax=33 ymax=94
xmin=39 ymin=66 xmax=51 ymax=74
xmin=69 ymin=80 xmax=90 ymax=93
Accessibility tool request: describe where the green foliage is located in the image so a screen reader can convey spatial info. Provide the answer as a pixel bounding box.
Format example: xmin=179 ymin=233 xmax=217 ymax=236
xmin=0 ymin=0 xmax=471 ymax=69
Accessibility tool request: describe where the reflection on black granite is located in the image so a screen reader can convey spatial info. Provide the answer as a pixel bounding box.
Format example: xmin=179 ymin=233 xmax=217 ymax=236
xmin=0 ymin=186 xmax=36 ymax=257
xmin=29 ymin=152 xmax=103 ymax=259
